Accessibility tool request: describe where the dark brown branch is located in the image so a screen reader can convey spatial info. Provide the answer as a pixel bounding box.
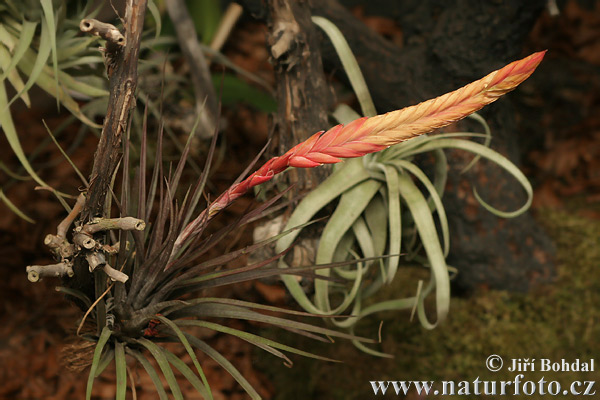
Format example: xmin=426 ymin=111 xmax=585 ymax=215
xmin=80 ymin=0 xmax=147 ymax=221
xmin=66 ymin=0 xmax=148 ymax=296
xmin=266 ymin=0 xmax=332 ymax=190
xmin=165 ymin=0 xmax=218 ymax=139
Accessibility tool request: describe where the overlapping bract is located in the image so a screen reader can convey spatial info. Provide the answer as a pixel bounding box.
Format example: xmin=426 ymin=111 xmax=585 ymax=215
xmin=175 ymin=51 xmax=546 ymax=251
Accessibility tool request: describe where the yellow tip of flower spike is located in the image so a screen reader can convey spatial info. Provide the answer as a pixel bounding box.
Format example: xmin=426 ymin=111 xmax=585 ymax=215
xmin=174 ymin=51 xmax=546 ymax=255
xmin=361 ymin=50 xmax=547 ymax=146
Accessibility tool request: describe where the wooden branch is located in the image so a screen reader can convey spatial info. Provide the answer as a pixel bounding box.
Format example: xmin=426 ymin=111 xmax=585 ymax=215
xmin=266 ymin=0 xmax=332 ymax=190
xmin=44 ymin=234 xmax=75 ymax=259
xmin=79 ymin=19 xmax=126 ymax=46
xmin=82 ymin=217 xmax=146 ymax=234
xmin=103 ymin=263 xmax=129 ymax=283
xmin=85 ymin=251 xmax=106 ymax=272
xmin=27 ymin=262 xmax=74 ymax=282
xmin=80 ymin=0 xmax=148 ymax=222
xmin=165 ymin=0 xmax=218 ymax=139
xmin=65 ymin=0 xmax=148 ymax=298
xmin=56 ymin=193 xmax=86 ymax=238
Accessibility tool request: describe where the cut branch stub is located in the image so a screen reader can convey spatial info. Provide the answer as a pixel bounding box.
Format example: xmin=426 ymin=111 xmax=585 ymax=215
xmin=44 ymin=234 xmax=75 ymax=259
xmin=103 ymin=264 xmax=129 ymax=283
xmin=73 ymin=233 xmax=96 ymax=250
xmin=83 ymin=217 xmax=146 ymax=234
xmin=26 ymin=263 xmax=74 ymax=282
xmin=80 ymin=19 xmax=126 ymax=47
xmin=85 ymin=251 xmax=128 ymax=283
xmin=86 ymin=251 xmax=106 ymax=272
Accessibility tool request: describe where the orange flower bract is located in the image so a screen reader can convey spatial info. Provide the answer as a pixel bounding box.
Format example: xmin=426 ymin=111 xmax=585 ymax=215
xmin=172 ymin=51 xmax=546 ymax=258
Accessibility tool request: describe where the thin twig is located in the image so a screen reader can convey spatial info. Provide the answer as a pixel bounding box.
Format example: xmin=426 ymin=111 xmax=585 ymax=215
xmin=79 ymin=19 xmax=126 ymax=46
xmin=82 ymin=216 xmax=146 ymax=234
xmin=208 ymin=3 xmax=243 ymax=60
xmin=77 ymin=282 xmax=115 ymax=336
xmin=26 ymin=262 xmax=74 ymax=282
xmin=56 ymin=193 xmax=86 ymax=238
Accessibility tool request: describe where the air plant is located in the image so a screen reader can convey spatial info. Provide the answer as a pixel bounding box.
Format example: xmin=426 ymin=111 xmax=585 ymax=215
xmin=268 ymin=17 xmax=540 ymax=357
xmin=23 ymin=6 xmax=545 ymax=396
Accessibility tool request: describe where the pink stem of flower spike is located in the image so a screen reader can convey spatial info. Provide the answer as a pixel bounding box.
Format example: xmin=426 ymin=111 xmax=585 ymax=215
xmin=169 ymin=51 xmax=546 ymax=263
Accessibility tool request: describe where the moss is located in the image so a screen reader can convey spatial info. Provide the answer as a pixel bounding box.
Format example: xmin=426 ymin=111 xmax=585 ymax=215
xmin=256 ymin=207 xmax=600 ymax=399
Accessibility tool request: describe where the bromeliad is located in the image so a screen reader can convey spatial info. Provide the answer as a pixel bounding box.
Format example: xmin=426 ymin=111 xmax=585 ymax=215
xmin=173 ymin=51 xmax=546 ymax=259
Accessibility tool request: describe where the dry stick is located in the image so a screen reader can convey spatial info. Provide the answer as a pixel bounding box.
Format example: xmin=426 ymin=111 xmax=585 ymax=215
xmin=57 ymin=193 xmax=86 ymax=238
xmin=44 ymin=193 xmax=86 ymax=259
xmin=81 ymin=0 xmax=148 ymax=222
xmin=165 ymin=0 xmax=218 ymax=139
xmin=73 ymin=233 xmax=96 ymax=250
xmin=77 ymin=282 xmax=115 ymax=336
xmin=208 ymin=2 xmax=244 ymax=64
xmin=71 ymin=0 xmax=148 ymax=295
xmin=26 ymin=262 xmax=74 ymax=282
xmin=103 ymin=264 xmax=129 ymax=283
xmin=79 ymin=19 xmax=126 ymax=45
xmin=82 ymin=216 xmax=146 ymax=234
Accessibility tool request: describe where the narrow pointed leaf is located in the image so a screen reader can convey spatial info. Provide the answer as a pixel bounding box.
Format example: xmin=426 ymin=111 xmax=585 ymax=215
xmin=126 ymin=348 xmax=169 ymax=400
xmin=86 ymin=327 xmax=112 ymax=400
xmin=115 ymin=342 xmax=127 ymax=400
xmin=135 ymin=338 xmax=184 ymax=400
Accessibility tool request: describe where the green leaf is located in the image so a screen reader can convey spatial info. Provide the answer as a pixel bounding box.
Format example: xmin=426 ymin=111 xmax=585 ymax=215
xmin=39 ymin=0 xmax=59 ymax=106
xmin=94 ymin=349 xmax=115 ymax=378
xmin=177 ymin=320 xmax=341 ymax=363
xmin=168 ymin=302 xmax=374 ymax=343
xmin=0 ymin=80 xmax=57 ymax=191
xmin=0 ymin=44 xmax=31 ymax=106
xmin=16 ymin=47 xmax=102 ymax=127
xmin=188 ymin=0 xmax=221 ymax=44
xmin=147 ymin=0 xmax=162 ymax=39
xmin=312 ymin=16 xmax=376 ymax=117
xmin=163 ymin=350 xmax=212 ymax=399
xmin=389 ymin=159 xmax=449 ymax=256
xmin=115 ymin=342 xmax=127 ymax=400
xmin=42 ymin=120 xmax=88 ymax=186
xmin=276 ymin=158 xmax=371 ymax=314
xmin=156 ymin=316 xmax=213 ymax=400
xmin=0 ymin=188 xmax=34 ymax=223
xmin=211 ymin=73 xmax=276 ymax=112
xmin=396 ymin=173 xmax=450 ymax=329
xmin=0 ymin=160 xmax=30 ymax=180
xmin=185 ymin=334 xmax=262 ymax=400
xmin=374 ymin=163 xmax=401 ymax=282
xmin=135 ymin=338 xmax=184 ymax=400
xmin=313 ymin=179 xmax=381 ymax=313
xmin=86 ymin=327 xmax=112 ymax=400
xmin=0 ymin=18 xmax=37 ymax=85
xmin=6 ymin=17 xmax=50 ymax=110
xmin=56 ymin=36 xmax=97 ymax=62
xmin=404 ymin=138 xmax=533 ymax=218
xmin=126 ymin=348 xmax=169 ymax=400
xmin=55 ymin=286 xmax=92 ymax=309
xmin=0 ymin=20 xmax=37 ymax=96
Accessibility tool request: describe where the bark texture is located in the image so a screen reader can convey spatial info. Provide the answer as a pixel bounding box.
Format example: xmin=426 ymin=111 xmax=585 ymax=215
xmin=266 ymin=0 xmax=332 ymax=191
xmin=70 ymin=0 xmax=148 ymax=298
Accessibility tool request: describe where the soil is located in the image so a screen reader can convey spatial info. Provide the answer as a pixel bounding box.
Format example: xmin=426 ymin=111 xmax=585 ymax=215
xmin=1 ymin=0 xmax=599 ymax=399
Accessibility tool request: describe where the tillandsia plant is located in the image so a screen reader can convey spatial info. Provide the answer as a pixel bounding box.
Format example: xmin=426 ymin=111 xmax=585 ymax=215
xmin=22 ymin=1 xmax=545 ymax=398
xmin=268 ymin=16 xmax=536 ymax=357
